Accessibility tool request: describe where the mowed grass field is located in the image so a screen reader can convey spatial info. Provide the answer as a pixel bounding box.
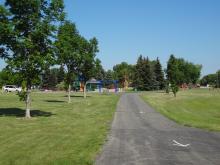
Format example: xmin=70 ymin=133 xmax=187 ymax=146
xmin=141 ymin=89 xmax=220 ymax=131
xmin=0 ymin=92 xmax=120 ymax=165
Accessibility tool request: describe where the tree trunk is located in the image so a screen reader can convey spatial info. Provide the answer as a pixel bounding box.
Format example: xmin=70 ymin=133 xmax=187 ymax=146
xmin=68 ymin=84 xmax=71 ymax=103
xmin=84 ymin=83 xmax=86 ymax=99
xmin=25 ymin=88 xmax=31 ymax=118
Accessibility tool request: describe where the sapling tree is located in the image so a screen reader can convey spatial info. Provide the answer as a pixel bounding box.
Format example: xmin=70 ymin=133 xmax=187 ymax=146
xmin=80 ymin=38 xmax=99 ymax=98
xmin=0 ymin=0 xmax=65 ymax=118
xmin=55 ymin=21 xmax=81 ymax=103
xmin=171 ymin=83 xmax=178 ymax=97
xmin=166 ymin=55 xmax=180 ymax=97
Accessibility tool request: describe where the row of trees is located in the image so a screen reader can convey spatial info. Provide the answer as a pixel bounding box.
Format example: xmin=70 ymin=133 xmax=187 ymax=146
xmin=94 ymin=56 xmax=165 ymax=91
xmin=0 ymin=0 xmax=100 ymax=117
xmin=1 ymin=54 xmax=202 ymax=93
xmin=99 ymin=55 xmax=201 ymax=97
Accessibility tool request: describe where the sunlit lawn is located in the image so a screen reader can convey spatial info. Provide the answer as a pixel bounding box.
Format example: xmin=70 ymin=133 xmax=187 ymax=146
xmin=0 ymin=91 xmax=119 ymax=165
xmin=141 ymin=89 xmax=220 ymax=131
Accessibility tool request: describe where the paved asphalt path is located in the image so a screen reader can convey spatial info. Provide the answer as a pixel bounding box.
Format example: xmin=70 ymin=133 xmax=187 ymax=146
xmin=96 ymin=93 xmax=220 ymax=165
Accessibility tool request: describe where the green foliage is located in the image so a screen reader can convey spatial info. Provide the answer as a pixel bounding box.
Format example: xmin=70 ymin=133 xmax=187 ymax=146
xmin=142 ymin=57 xmax=153 ymax=90
xmin=41 ymin=67 xmax=62 ymax=89
xmin=104 ymin=70 xmax=114 ymax=81
xmin=80 ymin=37 xmax=99 ymax=82
xmin=55 ymin=21 xmax=80 ymax=84
xmin=217 ymin=70 xmax=220 ymax=88
xmin=167 ymin=55 xmax=202 ymax=85
xmin=170 ymin=83 xmax=179 ymax=97
xmin=16 ymin=81 xmax=27 ymax=101
xmin=103 ymin=70 xmax=114 ymax=88
xmin=154 ymin=57 xmax=165 ymax=90
xmin=0 ymin=0 xmax=65 ymax=116
xmin=133 ymin=55 xmax=164 ymax=91
xmin=167 ymin=55 xmax=180 ymax=84
xmin=200 ymin=74 xmax=216 ymax=86
xmin=165 ymin=81 xmax=170 ymax=93
xmin=17 ymin=90 xmax=27 ymax=101
xmin=55 ymin=21 xmax=99 ymax=86
xmin=166 ymin=55 xmax=202 ymax=97
xmin=94 ymin=59 xmax=105 ymax=80
xmin=56 ymin=81 xmax=67 ymax=90
xmin=200 ymin=70 xmax=220 ymax=88
xmin=113 ymin=62 xmax=134 ymax=88
xmin=57 ymin=65 xmax=65 ymax=83
xmin=0 ymin=0 xmax=65 ymax=81
xmin=0 ymin=68 xmax=22 ymax=86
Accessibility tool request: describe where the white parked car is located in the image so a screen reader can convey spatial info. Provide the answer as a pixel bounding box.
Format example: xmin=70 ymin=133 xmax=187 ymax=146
xmin=2 ymin=85 xmax=22 ymax=92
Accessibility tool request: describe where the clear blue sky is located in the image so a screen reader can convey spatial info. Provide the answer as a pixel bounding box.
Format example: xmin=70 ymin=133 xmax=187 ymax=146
xmin=0 ymin=0 xmax=220 ymax=76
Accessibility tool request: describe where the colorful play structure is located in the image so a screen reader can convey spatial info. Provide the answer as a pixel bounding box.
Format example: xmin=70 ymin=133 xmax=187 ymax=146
xmin=73 ymin=78 xmax=119 ymax=93
xmin=85 ymin=79 xmax=119 ymax=93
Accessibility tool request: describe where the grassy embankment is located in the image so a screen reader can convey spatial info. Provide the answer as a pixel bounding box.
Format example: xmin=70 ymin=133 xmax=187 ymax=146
xmin=141 ymin=89 xmax=220 ymax=131
xmin=0 ymin=92 xmax=119 ymax=165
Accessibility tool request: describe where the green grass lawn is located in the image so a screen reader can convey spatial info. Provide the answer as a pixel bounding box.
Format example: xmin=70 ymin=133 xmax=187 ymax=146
xmin=0 ymin=92 xmax=119 ymax=165
xmin=141 ymin=89 xmax=220 ymax=131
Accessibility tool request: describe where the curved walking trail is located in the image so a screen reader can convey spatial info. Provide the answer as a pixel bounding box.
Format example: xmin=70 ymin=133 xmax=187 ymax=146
xmin=96 ymin=93 xmax=220 ymax=165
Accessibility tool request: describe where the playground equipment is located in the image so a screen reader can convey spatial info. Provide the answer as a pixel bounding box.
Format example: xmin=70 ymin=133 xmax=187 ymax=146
xmin=85 ymin=79 xmax=119 ymax=93
xmin=84 ymin=78 xmax=119 ymax=98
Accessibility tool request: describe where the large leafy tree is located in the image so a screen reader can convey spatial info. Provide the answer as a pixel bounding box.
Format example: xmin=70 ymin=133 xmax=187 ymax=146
xmin=166 ymin=54 xmax=202 ymax=96
xmin=113 ymin=62 xmax=134 ymax=88
xmin=0 ymin=0 xmax=65 ymax=118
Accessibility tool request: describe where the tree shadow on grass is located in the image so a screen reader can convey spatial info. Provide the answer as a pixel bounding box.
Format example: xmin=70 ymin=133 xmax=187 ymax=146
xmin=64 ymin=95 xmax=91 ymax=98
xmin=45 ymin=100 xmax=65 ymax=103
xmin=0 ymin=108 xmax=54 ymax=117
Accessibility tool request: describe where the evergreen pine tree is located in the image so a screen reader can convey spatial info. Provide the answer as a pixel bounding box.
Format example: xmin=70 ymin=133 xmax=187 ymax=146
xmin=142 ymin=57 xmax=153 ymax=91
xmin=154 ymin=57 xmax=165 ymax=90
xmin=133 ymin=55 xmax=144 ymax=90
